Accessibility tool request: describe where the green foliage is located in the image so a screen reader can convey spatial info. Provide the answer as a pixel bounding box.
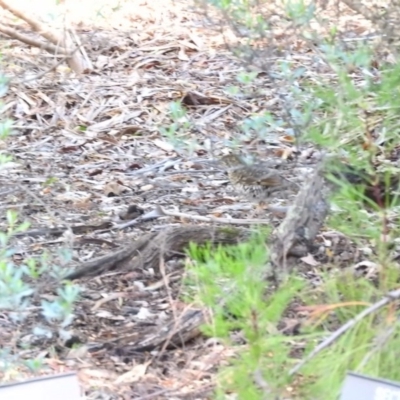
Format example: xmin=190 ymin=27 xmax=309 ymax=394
xmin=188 ymin=238 xmax=400 ymax=398
xmin=186 ymin=238 xmax=308 ymax=398
xmin=298 ymin=264 xmax=400 ymax=398
xmin=285 ymin=0 xmax=316 ymax=24
xmin=159 ymin=101 xmax=198 ymax=154
xmin=180 ymin=0 xmax=400 ymax=398
xmin=0 ymin=213 xmax=80 ymax=328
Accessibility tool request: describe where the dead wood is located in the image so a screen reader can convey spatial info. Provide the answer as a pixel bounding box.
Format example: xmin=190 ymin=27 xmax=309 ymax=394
xmin=0 ymin=0 xmax=90 ymax=73
xmin=0 ymin=0 xmax=62 ymax=45
xmin=109 ymin=308 xmax=207 ymax=353
xmin=0 ymin=23 xmax=64 ymax=55
xmin=270 ymin=166 xmax=329 ymax=277
xmin=64 ymin=225 xmax=251 ymax=280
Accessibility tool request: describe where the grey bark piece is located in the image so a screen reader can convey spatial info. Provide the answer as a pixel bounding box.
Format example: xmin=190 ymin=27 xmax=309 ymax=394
xmin=270 ymin=165 xmax=330 ymax=277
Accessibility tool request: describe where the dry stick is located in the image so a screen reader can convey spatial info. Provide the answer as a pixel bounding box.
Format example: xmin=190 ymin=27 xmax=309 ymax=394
xmin=128 ymin=307 xmax=206 ymax=352
xmin=339 ymin=0 xmax=377 ymax=21
xmin=135 ymin=382 xmax=215 ymax=400
xmin=113 ymin=208 xmax=164 ymax=230
xmin=289 ymin=288 xmax=400 ymax=376
xmin=253 ymin=369 xmax=272 ymax=399
xmin=20 ymin=45 xmax=82 ymax=83
xmin=156 ymin=205 xmax=285 ymax=225
xmin=0 ymin=0 xmax=87 ymax=73
xmin=135 ymin=388 xmax=178 ymax=400
xmin=156 ymin=249 xmax=180 ymax=355
xmin=68 ymin=27 xmax=92 ymax=71
xmin=55 ymin=2 xmax=91 ymax=73
xmin=0 ymin=23 xmax=64 ymax=54
xmin=0 ymin=1 xmax=62 ymax=45
xmin=155 ymin=240 xmax=209 ymax=355
xmin=0 ymin=187 xmax=16 ymax=196
xmin=59 ymin=28 xmax=86 ymax=74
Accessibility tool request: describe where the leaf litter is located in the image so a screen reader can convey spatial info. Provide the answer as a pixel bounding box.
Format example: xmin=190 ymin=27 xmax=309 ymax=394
xmin=0 ymin=0 xmax=397 ymax=398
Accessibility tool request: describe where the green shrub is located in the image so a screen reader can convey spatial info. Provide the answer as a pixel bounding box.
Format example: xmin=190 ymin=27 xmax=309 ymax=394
xmin=177 ymin=0 xmax=400 ymax=398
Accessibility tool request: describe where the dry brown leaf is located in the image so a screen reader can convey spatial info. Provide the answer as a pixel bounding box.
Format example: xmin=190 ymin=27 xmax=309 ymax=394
xmin=115 ymin=362 xmax=151 ymax=384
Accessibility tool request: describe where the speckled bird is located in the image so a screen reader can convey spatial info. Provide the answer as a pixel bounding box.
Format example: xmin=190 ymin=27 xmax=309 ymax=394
xmin=220 ymin=153 xmax=298 ymax=209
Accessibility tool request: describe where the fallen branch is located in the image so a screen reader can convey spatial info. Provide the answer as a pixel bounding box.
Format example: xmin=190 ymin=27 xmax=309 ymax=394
xmin=64 ymin=225 xmax=250 ymax=280
xmin=0 ymin=0 xmax=91 ymax=73
xmin=0 ymin=23 xmax=65 ymax=54
xmin=156 ymin=205 xmax=280 ymax=225
xmin=0 ymin=0 xmax=62 ymax=45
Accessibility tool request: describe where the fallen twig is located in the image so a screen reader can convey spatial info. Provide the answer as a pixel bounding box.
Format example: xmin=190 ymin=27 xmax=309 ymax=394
xmin=155 ymin=205 xmax=282 ymax=225
xmin=0 ymin=0 xmax=90 ymax=73
xmin=0 ymin=23 xmax=64 ymax=54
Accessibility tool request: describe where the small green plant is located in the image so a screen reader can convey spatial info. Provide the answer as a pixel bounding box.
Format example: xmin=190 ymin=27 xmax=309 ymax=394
xmin=0 ymin=209 xmax=81 ymax=359
xmin=159 ymin=101 xmax=197 ymax=154
xmin=186 ymin=235 xmax=307 ymax=398
xmin=186 ymin=232 xmax=400 ymax=398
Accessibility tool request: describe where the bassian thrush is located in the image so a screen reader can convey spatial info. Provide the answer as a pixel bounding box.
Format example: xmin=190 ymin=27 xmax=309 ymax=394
xmin=220 ymin=153 xmax=299 ymax=212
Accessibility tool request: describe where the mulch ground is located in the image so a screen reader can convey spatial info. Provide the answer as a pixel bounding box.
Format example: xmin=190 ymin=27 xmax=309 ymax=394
xmin=0 ymin=1 xmax=383 ymax=398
